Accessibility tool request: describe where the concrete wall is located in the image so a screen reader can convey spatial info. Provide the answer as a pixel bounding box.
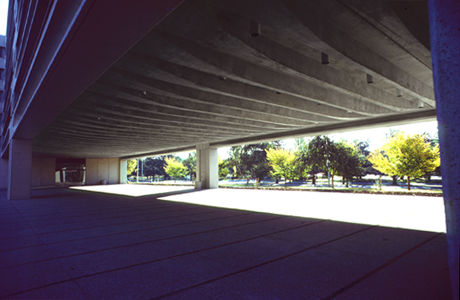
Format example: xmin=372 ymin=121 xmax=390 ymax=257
xmin=85 ymin=158 xmax=120 ymax=185
xmin=31 ymin=157 xmax=56 ymax=187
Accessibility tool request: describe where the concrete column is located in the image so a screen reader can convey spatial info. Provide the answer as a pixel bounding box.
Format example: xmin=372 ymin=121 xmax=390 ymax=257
xmin=196 ymin=144 xmax=218 ymax=189
xmin=0 ymin=158 xmax=7 ymax=191
xmin=7 ymin=139 xmax=32 ymax=200
xmin=428 ymin=2 xmax=460 ymax=299
xmin=120 ymin=159 xmax=127 ymax=184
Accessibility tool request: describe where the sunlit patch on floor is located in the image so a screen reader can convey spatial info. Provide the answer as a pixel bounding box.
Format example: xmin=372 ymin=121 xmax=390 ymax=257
xmin=70 ymin=184 xmax=194 ymax=197
xmin=159 ymin=189 xmax=446 ymax=233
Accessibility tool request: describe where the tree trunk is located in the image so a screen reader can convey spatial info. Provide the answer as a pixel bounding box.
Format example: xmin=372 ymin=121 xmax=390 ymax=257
xmin=392 ymin=176 xmax=398 ymax=185
xmin=407 ymin=176 xmax=411 ymax=190
xmin=345 ymin=178 xmax=349 ymax=188
xmin=342 ymin=177 xmax=345 ymax=184
xmin=425 ymin=174 xmax=431 ymax=182
xmin=312 ymin=175 xmax=316 ymax=185
xmin=331 ymin=172 xmax=335 ymax=189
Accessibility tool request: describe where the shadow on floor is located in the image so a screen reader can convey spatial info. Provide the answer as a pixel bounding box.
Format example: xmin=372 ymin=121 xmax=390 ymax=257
xmin=0 ymin=187 xmax=452 ymax=299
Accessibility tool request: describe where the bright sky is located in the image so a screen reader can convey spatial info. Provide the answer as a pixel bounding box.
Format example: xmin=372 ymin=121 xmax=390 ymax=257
xmin=282 ymin=119 xmax=438 ymax=152
xmin=0 ymin=0 xmax=8 ymax=35
xmin=177 ymin=119 xmax=438 ymax=159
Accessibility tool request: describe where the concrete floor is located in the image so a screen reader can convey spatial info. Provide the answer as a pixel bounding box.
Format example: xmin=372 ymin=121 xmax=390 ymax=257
xmin=0 ymin=187 xmax=452 ymax=299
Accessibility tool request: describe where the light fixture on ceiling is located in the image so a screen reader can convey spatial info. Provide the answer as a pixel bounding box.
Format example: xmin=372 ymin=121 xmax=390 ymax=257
xmin=366 ymin=74 xmax=373 ymax=84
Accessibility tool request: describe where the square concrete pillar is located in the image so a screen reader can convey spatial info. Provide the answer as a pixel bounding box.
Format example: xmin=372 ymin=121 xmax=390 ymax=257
xmin=120 ymin=159 xmax=127 ymax=184
xmin=0 ymin=158 xmax=7 ymax=191
xmin=429 ymin=1 xmax=460 ymax=298
xmin=7 ymin=139 xmax=32 ymax=200
xmin=196 ymin=144 xmax=218 ymax=189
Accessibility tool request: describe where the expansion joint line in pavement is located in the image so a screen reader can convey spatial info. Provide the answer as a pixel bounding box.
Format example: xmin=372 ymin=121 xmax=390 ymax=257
xmin=321 ymin=232 xmax=443 ymax=300
xmin=11 ymin=200 xmax=177 ymax=220
xmin=0 ymin=205 xmax=215 ymax=243
xmin=0 ymin=209 xmax=247 ymax=252
xmin=0 ymin=215 xmax=285 ymax=271
xmin=0 ymin=210 xmax=252 ymax=252
xmin=3 ymin=218 xmax=325 ymax=298
xmin=150 ymin=224 xmax=377 ymax=299
xmin=0 ymin=211 xmax=253 ymax=266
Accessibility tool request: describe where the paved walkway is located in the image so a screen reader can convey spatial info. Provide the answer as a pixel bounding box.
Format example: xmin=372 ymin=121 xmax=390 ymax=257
xmin=0 ymin=186 xmax=452 ymax=299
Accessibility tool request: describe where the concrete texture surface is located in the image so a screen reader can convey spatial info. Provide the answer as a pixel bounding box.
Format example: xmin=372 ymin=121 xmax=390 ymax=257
xmin=0 ymin=187 xmax=451 ymax=299
xmin=428 ymin=1 xmax=460 ymax=297
xmin=7 ymin=0 xmax=434 ymax=158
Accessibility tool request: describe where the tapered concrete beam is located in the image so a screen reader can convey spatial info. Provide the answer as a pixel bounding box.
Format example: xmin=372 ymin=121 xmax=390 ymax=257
xmin=7 ymin=139 xmax=32 ymax=200
xmin=196 ymin=144 xmax=218 ymax=189
xmin=282 ymin=0 xmax=435 ymax=105
xmin=429 ymin=1 xmax=460 ymax=299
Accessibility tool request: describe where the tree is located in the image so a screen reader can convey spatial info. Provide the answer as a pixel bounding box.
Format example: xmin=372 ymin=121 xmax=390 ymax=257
xmin=354 ymin=140 xmax=375 ymax=177
xmin=227 ymin=146 xmax=246 ymax=178
xmin=163 ymin=157 xmax=187 ymax=182
xmin=227 ymin=142 xmax=279 ymax=183
xmin=368 ymin=133 xmax=440 ymax=190
xmin=304 ymin=136 xmax=337 ymax=186
xmin=143 ymin=156 xmax=168 ymax=179
xmin=218 ymin=158 xmax=230 ymax=179
xmin=266 ymin=148 xmax=297 ymax=184
xmin=332 ymin=142 xmax=365 ymax=187
xmin=183 ymin=152 xmax=197 ymax=180
xmin=127 ymin=159 xmax=137 ymax=176
xmin=293 ymin=138 xmax=312 ymax=181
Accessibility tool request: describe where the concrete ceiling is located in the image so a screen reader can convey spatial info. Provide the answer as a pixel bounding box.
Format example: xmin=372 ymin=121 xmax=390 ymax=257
xmin=33 ymin=0 xmax=435 ymax=158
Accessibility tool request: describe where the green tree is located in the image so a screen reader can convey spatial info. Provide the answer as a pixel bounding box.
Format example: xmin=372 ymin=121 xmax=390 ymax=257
xmin=354 ymin=140 xmax=375 ymax=177
xmin=163 ymin=157 xmax=187 ymax=182
xmin=183 ymin=152 xmax=197 ymax=180
xmin=143 ymin=156 xmax=167 ymax=179
xmin=368 ymin=133 xmax=440 ymax=190
xmin=218 ymin=158 xmax=230 ymax=179
xmin=127 ymin=159 xmax=137 ymax=176
xmin=266 ymin=148 xmax=297 ymax=184
xmin=304 ymin=136 xmax=337 ymax=186
xmin=293 ymin=138 xmax=312 ymax=181
xmin=227 ymin=142 xmax=279 ymax=183
xmin=332 ymin=142 xmax=365 ymax=187
xmin=227 ymin=146 xmax=246 ymax=178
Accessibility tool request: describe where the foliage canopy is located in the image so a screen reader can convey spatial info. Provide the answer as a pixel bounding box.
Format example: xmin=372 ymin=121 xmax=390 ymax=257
xmin=163 ymin=157 xmax=187 ymax=181
xmin=368 ymin=133 xmax=440 ymax=190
